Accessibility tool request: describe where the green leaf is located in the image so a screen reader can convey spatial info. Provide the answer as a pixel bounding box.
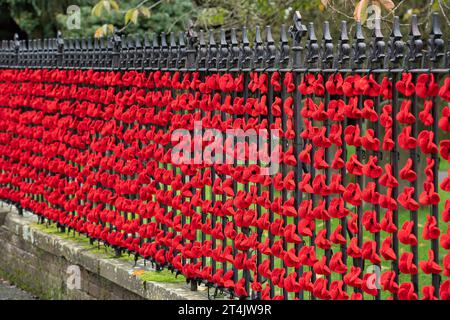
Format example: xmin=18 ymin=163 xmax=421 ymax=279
xmin=102 ymin=0 xmax=111 ymax=13
xmin=91 ymin=1 xmax=104 ymax=17
xmin=139 ymin=7 xmax=151 ymax=18
xmin=125 ymin=8 xmax=139 ymax=25
xmin=109 ymin=0 xmax=120 ymax=11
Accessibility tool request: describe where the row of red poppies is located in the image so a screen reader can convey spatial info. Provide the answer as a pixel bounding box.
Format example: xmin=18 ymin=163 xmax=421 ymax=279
xmin=1 ymin=68 xmax=449 ymax=101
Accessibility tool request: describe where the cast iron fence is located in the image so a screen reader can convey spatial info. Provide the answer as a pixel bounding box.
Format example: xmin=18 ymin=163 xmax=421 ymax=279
xmin=0 ymin=11 xmax=449 ymax=300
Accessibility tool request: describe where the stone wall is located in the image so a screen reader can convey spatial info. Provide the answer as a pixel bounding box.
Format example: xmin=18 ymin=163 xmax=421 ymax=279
xmin=0 ymin=205 xmax=205 ymax=300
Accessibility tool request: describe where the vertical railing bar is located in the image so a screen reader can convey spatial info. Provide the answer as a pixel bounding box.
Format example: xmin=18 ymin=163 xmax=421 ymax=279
xmin=321 ymin=20 xmax=334 ymax=289
xmin=352 ymin=22 xmax=367 ymax=296
xmin=228 ymin=27 xmax=241 ymax=291
xmin=337 ymin=20 xmax=350 ymax=294
xmin=289 ymin=12 xmax=307 ymax=300
xmin=387 ymin=16 xmax=404 ymax=300
xmin=207 ymin=30 xmax=218 ymax=280
xmin=406 ymin=14 xmax=423 ymax=296
xmin=428 ymin=12 xmax=445 ymax=298
xmin=369 ymin=17 xmax=385 ymax=301
xmin=196 ymin=28 xmax=209 ymax=278
xmin=305 ymin=21 xmax=319 ymax=299
xmin=217 ymin=28 xmax=229 ymax=280
xmin=269 ymin=23 xmax=290 ymax=300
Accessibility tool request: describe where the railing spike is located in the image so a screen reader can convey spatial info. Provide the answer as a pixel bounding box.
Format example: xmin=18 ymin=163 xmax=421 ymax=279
xmin=218 ymin=29 xmax=229 ymax=69
xmin=278 ymin=24 xmax=289 ymax=68
xmin=352 ymin=21 xmax=366 ymax=67
xmin=407 ymin=14 xmax=423 ymax=67
xmin=321 ymin=21 xmax=334 ymax=67
xmin=197 ymin=30 xmax=207 ymax=69
xmin=370 ymin=18 xmax=385 ymax=67
xmin=161 ymin=32 xmax=168 ymax=48
xmin=170 ymin=32 xmax=176 ymax=47
xmin=229 ymin=28 xmax=240 ymax=69
xmin=431 ymin=11 xmax=443 ymax=36
xmin=306 ymin=22 xmax=319 ymax=65
xmin=207 ymin=30 xmax=217 ymax=69
xmin=289 ymin=11 xmax=306 ymax=68
xmin=337 ymin=21 xmax=350 ymax=67
xmin=388 ymin=16 xmax=404 ymax=66
xmin=208 ymin=30 xmax=216 ymax=46
xmin=255 ymin=25 xmax=262 ymax=45
xmin=428 ymin=12 xmax=445 ymax=65
xmin=241 ymin=27 xmax=252 ymax=69
xmin=254 ymin=26 xmax=265 ymax=68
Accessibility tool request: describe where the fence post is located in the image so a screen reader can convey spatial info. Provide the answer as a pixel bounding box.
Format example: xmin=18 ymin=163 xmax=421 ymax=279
xmin=112 ymin=30 xmax=121 ymax=70
xmin=13 ymin=34 xmax=19 ymax=68
xmin=56 ymin=31 xmax=64 ymax=68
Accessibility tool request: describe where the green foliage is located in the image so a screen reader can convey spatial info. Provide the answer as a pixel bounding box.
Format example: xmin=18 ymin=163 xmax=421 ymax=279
xmin=55 ymin=0 xmax=194 ymax=38
xmin=0 ymin=0 xmax=448 ymax=41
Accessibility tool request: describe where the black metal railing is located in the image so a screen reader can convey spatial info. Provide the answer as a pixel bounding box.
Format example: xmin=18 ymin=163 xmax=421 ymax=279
xmin=0 ymin=11 xmax=449 ymax=300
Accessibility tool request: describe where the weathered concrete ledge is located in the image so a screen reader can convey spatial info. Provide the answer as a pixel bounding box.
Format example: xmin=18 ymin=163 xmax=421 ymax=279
xmin=0 ymin=205 xmax=206 ymax=300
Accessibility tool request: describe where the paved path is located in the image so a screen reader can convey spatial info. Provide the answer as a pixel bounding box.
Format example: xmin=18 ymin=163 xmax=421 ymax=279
xmin=0 ymin=278 xmax=35 ymax=300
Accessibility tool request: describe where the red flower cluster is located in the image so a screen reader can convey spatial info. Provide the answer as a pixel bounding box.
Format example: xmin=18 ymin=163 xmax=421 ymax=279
xmin=0 ymin=68 xmax=449 ymax=300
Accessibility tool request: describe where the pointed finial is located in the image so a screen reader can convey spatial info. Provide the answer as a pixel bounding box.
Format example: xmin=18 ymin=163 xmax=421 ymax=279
xmin=289 ymin=11 xmax=307 ymax=44
xmin=321 ymin=21 xmax=334 ymax=66
xmin=338 ymin=21 xmax=350 ymax=66
xmin=352 ymin=21 xmax=366 ymax=66
xmin=150 ymin=33 xmax=160 ymax=69
xmin=278 ymin=25 xmax=289 ymax=68
xmin=170 ymin=32 xmax=176 ymax=47
xmin=177 ymin=31 xmax=187 ymax=69
xmin=152 ymin=33 xmax=159 ymax=47
xmin=242 ymin=27 xmax=252 ymax=69
xmin=255 ymin=26 xmax=263 ymax=45
xmin=388 ymin=16 xmax=404 ymax=65
xmin=199 ymin=29 xmax=206 ymax=47
xmin=135 ymin=35 xmax=142 ymax=48
xmin=428 ymin=12 xmax=444 ymax=64
xmin=87 ymin=37 xmax=93 ymax=50
xmin=207 ymin=30 xmax=217 ymax=68
xmin=56 ymin=31 xmax=64 ymax=47
xmin=370 ymin=17 xmax=385 ymax=66
xmin=430 ymin=11 xmax=443 ymax=36
xmin=208 ymin=30 xmax=216 ymax=46
xmin=306 ymin=22 xmax=319 ymax=65
xmin=197 ymin=30 xmax=207 ymax=69
xmin=340 ymin=20 xmax=349 ymax=42
xmin=218 ymin=29 xmax=228 ymax=69
xmin=407 ymin=14 xmax=422 ymax=66
xmin=179 ymin=31 xmax=186 ymax=48
xmin=144 ymin=33 xmax=151 ymax=48
xmin=229 ymin=28 xmax=240 ymax=69
xmin=262 ymin=26 xmax=275 ymax=68
xmin=160 ymin=32 xmax=168 ymax=48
